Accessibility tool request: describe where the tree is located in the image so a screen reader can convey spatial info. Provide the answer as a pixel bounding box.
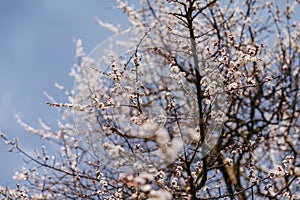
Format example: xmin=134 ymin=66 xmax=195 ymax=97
xmin=1 ymin=0 xmax=300 ymax=199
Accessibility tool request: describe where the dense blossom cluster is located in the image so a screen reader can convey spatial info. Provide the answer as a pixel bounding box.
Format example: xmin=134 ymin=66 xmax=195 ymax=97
xmin=1 ymin=0 xmax=300 ymax=199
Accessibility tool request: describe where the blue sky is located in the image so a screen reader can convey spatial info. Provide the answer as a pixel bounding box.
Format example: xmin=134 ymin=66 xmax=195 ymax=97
xmin=0 ymin=0 xmax=129 ymax=186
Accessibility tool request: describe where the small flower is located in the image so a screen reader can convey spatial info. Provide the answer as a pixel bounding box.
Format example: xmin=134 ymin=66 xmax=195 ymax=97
xmin=171 ymin=177 xmax=178 ymax=188
xmin=100 ymin=179 xmax=108 ymax=187
xmin=268 ymin=170 xmax=275 ymax=179
xmin=225 ymin=158 xmax=233 ymax=166
xmin=250 ymin=177 xmax=259 ymax=185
